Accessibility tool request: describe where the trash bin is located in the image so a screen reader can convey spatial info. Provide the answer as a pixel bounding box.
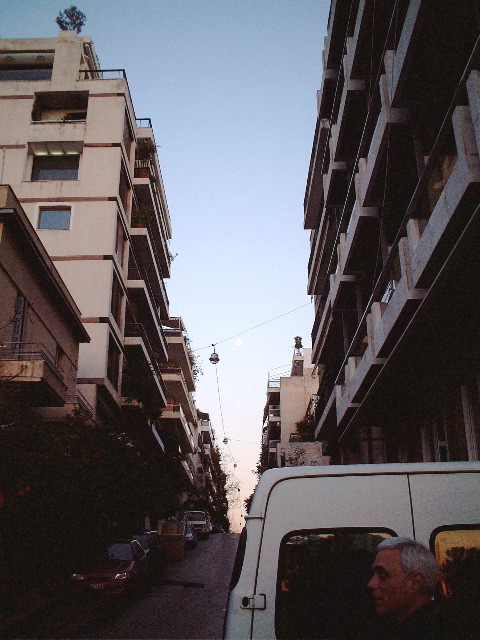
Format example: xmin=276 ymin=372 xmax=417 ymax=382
xmin=159 ymin=521 xmax=186 ymax=560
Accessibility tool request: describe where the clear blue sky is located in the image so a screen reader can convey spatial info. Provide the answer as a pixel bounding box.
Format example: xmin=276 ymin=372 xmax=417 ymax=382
xmin=1 ymin=0 xmax=331 ymax=530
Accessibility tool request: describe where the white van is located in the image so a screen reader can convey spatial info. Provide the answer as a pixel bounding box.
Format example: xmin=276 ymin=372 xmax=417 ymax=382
xmin=224 ymin=462 xmax=480 ymax=640
xmin=185 ymin=510 xmax=211 ymax=539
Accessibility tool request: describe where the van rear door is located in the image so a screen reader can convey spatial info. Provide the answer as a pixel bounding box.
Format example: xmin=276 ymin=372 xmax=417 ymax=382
xmin=251 ymin=472 xmax=413 ymax=640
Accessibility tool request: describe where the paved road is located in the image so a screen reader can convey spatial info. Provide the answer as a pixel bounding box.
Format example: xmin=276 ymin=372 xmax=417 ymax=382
xmin=5 ymin=532 xmax=239 ymax=640
xmin=89 ymin=532 xmax=239 ymax=639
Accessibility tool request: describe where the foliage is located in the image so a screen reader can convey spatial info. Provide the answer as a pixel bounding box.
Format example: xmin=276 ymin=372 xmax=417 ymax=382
xmin=122 ymin=353 xmax=165 ymax=419
xmin=0 ymin=388 xmax=180 ymax=612
xmin=184 ymin=335 xmax=203 ymax=382
xmin=244 ymin=491 xmax=254 ymax=514
xmin=294 ymin=413 xmax=317 ymax=440
xmin=56 ymin=5 xmax=86 ymax=33
xmin=136 ymin=138 xmax=157 ymax=160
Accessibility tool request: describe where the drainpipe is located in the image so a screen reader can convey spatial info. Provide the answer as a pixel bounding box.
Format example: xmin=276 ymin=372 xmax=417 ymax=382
xmin=0 ymin=147 xmax=5 ymax=184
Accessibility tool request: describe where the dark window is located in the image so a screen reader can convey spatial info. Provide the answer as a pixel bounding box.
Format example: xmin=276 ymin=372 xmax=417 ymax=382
xmin=115 ymin=216 xmax=126 ymax=266
xmin=276 ymin=528 xmax=394 ymax=640
xmin=0 ymin=68 xmax=52 ymax=81
xmin=107 ymin=335 xmax=121 ymax=389
xmin=111 ymin=275 xmax=123 ymax=327
xmin=38 ymin=207 xmax=71 ymax=229
xmin=31 ymin=91 xmax=88 ymax=122
xmin=32 ymin=155 xmax=79 ymax=181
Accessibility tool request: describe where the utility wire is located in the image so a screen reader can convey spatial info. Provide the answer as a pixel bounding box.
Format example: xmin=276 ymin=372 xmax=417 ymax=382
xmin=193 ymin=302 xmax=311 ymax=352
xmin=214 ymin=364 xmax=236 ymax=465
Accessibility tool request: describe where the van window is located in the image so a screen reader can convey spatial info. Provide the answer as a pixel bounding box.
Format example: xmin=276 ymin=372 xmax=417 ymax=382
xmin=432 ymin=526 xmax=480 ymax=630
xmin=275 ymin=528 xmax=394 ymax=640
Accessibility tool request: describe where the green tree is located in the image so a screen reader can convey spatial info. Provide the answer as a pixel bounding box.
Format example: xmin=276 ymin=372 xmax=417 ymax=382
xmin=56 ymin=6 xmax=86 ymax=33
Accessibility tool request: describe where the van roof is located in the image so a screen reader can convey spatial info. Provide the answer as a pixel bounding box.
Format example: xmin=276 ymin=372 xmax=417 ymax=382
xmin=247 ymin=462 xmax=480 ymax=518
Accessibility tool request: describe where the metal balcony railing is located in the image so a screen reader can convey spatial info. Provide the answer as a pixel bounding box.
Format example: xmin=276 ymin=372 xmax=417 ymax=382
xmin=136 ymin=118 xmax=153 ymax=129
xmin=65 ymin=389 xmax=93 ymax=417
xmin=0 ymin=342 xmax=64 ymax=380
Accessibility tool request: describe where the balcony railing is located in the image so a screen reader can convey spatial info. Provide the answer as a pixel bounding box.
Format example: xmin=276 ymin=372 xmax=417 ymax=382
xmin=0 ymin=342 xmax=63 ymax=380
xmin=65 ymin=390 xmax=93 ymax=418
xmin=78 ymin=68 xmax=127 ymax=80
xmin=136 ymin=118 xmax=153 ymax=129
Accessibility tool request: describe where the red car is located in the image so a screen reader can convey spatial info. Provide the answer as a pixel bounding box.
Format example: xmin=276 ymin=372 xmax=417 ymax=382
xmin=70 ymin=539 xmax=151 ymax=594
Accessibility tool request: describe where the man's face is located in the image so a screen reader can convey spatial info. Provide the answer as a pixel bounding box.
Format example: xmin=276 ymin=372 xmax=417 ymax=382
xmin=368 ymin=548 xmax=421 ymax=621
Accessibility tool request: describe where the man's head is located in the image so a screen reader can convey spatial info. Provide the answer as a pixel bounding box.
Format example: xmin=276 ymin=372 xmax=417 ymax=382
xmin=368 ymin=537 xmax=440 ymax=621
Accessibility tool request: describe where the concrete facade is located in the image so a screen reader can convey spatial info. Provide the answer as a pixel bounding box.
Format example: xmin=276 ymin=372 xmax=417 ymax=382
xmin=0 ymin=185 xmax=89 ymax=410
xmin=305 ymin=0 xmax=480 ymax=464
xmin=0 ymin=32 xmax=224 ymax=514
xmin=261 ymin=347 xmax=330 ymax=470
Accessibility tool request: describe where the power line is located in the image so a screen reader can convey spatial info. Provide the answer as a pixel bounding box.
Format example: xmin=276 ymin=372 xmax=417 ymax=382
xmin=194 ymin=302 xmax=311 ymax=352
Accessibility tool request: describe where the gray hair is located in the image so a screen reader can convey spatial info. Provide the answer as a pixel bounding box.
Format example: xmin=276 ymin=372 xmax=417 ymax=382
xmin=377 ymin=537 xmax=440 ymax=594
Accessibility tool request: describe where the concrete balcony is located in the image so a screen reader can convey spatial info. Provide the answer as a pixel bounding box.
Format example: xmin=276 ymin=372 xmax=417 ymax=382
xmin=335 ymin=336 xmax=386 ymax=428
xmin=340 ymin=193 xmax=379 ymax=274
xmin=370 ymin=240 xmax=427 ymax=359
xmin=323 ymin=160 xmax=349 ymax=208
xmin=0 ymin=342 xmax=66 ymax=406
xmin=127 ymin=273 xmax=168 ymax=362
xmin=409 ymin=106 xmax=480 ymax=290
xmin=129 ymin=227 xmax=169 ymax=320
xmin=122 ymin=324 xmax=168 ymax=407
xmin=160 ymin=403 xmax=195 ymax=454
xmin=314 ymin=386 xmax=337 ymax=440
xmin=330 ymin=77 xmax=368 ymax=162
xmin=357 ymin=75 xmax=409 ymax=207
xmin=304 ymin=118 xmax=330 ymax=229
xmin=159 ymin=367 xmax=196 ymax=423
xmin=163 ymin=328 xmax=195 ymax=392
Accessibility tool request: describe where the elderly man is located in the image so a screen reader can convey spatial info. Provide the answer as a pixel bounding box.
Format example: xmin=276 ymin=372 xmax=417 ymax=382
xmin=367 ymin=536 xmax=471 ymax=640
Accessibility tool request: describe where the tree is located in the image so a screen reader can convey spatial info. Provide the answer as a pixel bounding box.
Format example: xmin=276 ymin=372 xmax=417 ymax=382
xmin=56 ymin=6 xmax=86 ymax=33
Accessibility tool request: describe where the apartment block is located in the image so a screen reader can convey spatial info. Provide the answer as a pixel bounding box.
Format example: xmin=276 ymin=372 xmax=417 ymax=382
xmin=305 ymin=0 xmax=480 ymax=463
xmin=0 ymin=185 xmax=90 ymax=412
xmin=0 ymin=32 xmax=221 ymax=511
xmin=261 ymin=345 xmax=330 ymax=470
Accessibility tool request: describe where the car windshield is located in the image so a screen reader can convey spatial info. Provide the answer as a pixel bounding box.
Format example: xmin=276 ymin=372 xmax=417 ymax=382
xmin=133 ymin=535 xmax=148 ymax=550
xmin=108 ymin=544 xmax=133 ymax=561
xmin=187 ymin=511 xmax=205 ymax=521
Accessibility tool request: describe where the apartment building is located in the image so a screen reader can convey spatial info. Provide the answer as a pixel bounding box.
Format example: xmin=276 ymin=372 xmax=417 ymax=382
xmin=305 ymin=0 xmax=480 ymax=463
xmin=0 ymin=32 xmax=219 ymax=508
xmin=261 ymin=344 xmax=330 ymax=470
xmin=0 ymin=185 xmax=89 ymax=412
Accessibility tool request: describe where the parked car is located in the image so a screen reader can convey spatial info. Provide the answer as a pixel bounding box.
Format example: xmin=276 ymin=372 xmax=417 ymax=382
xmin=70 ymin=539 xmax=151 ymax=594
xmin=133 ymin=531 xmax=166 ymax=569
xmin=185 ymin=521 xmax=198 ymax=549
xmin=185 ymin=510 xmax=210 ymax=539
xmin=224 ymin=462 xmax=480 ymax=640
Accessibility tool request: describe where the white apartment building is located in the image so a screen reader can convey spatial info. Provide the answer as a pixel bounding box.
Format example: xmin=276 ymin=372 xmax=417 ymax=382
xmin=261 ymin=345 xmax=330 ymax=470
xmin=0 ymin=32 xmax=226 ymax=512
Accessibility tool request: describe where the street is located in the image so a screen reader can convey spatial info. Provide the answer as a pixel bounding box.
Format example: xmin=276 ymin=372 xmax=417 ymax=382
xmin=7 ymin=533 xmax=239 ymax=640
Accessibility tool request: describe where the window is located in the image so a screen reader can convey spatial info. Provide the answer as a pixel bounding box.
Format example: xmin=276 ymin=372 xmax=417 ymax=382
xmin=0 ymin=51 xmax=54 ymax=81
xmin=32 ymin=155 xmax=79 ymax=181
xmin=432 ymin=526 xmax=480 ymax=632
xmin=115 ymin=216 xmax=126 ymax=266
xmin=31 ymin=91 xmax=88 ymax=122
xmin=276 ymin=528 xmax=394 ymax=640
xmin=110 ymin=275 xmax=124 ymax=327
xmin=38 ymin=207 xmax=71 ymax=230
xmin=107 ymin=335 xmax=121 ymax=390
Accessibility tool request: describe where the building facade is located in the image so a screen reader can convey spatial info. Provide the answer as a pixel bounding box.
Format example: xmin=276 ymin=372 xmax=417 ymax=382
xmin=0 ymin=185 xmax=89 ymax=412
xmin=305 ymin=0 xmax=480 ymax=463
xmin=261 ymin=345 xmax=330 ymax=471
xmin=0 ymin=32 xmax=224 ymax=516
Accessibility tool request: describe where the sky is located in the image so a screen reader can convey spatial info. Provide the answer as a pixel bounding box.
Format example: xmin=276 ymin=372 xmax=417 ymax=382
xmin=0 ymin=0 xmax=332 ymax=531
